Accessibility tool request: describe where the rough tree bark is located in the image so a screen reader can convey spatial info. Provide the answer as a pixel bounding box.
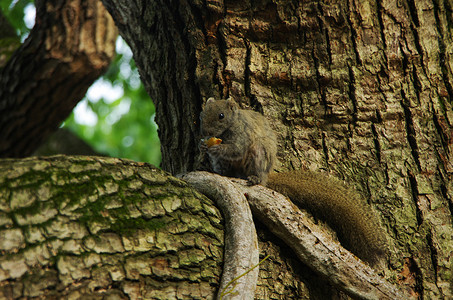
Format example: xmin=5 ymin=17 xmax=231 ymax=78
xmin=1 ymin=0 xmax=452 ymax=298
xmin=0 ymin=156 xmax=224 ymax=299
xmin=0 ymin=0 xmax=117 ymax=158
xmin=101 ymin=0 xmax=453 ymax=298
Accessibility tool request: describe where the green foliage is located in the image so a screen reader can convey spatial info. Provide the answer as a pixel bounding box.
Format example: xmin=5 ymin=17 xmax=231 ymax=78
xmin=0 ymin=0 xmax=34 ymax=38
xmin=63 ymin=45 xmax=162 ymax=166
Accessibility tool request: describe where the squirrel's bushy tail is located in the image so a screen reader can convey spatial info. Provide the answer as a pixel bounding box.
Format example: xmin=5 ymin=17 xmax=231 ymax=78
xmin=267 ymin=170 xmax=388 ymax=267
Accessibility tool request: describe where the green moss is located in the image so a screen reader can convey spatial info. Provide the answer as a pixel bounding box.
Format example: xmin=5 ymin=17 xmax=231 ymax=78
xmin=110 ymin=217 xmax=167 ymax=235
xmin=73 ymin=175 xmax=175 ymax=236
xmin=76 ymin=197 xmax=110 ymax=228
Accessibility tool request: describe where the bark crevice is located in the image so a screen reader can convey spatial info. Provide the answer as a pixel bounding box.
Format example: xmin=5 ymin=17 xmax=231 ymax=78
xmin=401 ymin=95 xmax=422 ymax=170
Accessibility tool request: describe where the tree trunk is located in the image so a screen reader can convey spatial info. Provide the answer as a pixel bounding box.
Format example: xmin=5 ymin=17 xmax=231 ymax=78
xmin=0 ymin=0 xmax=117 ymax=158
xmin=103 ymin=0 xmax=453 ymax=298
xmin=1 ymin=0 xmax=451 ymax=298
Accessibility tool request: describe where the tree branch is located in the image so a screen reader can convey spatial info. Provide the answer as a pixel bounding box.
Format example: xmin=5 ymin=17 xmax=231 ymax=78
xmin=0 ymin=156 xmax=224 ymax=298
xmin=184 ymin=172 xmax=259 ymax=300
xmin=185 ymin=171 xmax=414 ymax=300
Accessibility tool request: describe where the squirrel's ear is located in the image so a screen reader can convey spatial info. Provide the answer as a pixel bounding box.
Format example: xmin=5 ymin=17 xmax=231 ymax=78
xmin=226 ymin=97 xmax=239 ymax=111
xmin=203 ymin=97 xmax=215 ymax=109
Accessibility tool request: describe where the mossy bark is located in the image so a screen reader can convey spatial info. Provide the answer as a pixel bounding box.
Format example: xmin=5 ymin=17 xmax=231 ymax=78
xmin=102 ymin=0 xmax=453 ymax=298
xmin=0 ymin=156 xmax=224 ymax=299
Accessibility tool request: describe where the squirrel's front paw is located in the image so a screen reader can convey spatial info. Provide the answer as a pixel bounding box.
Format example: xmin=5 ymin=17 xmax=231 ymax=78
xmin=199 ymin=141 xmax=208 ymax=152
xmin=207 ymin=144 xmax=222 ymax=155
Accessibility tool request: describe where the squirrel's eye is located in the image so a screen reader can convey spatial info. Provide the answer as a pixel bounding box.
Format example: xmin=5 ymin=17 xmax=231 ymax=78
xmin=219 ymin=113 xmax=224 ymax=120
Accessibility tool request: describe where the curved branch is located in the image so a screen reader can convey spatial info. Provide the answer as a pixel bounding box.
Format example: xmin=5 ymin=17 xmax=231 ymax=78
xmin=184 ymin=172 xmax=259 ymax=300
xmin=185 ymin=171 xmax=414 ymax=300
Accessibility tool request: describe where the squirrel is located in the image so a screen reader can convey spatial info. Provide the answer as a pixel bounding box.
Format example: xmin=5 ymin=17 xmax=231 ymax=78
xmin=199 ymin=97 xmax=388 ymax=267
xmin=200 ymin=97 xmax=277 ymax=185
